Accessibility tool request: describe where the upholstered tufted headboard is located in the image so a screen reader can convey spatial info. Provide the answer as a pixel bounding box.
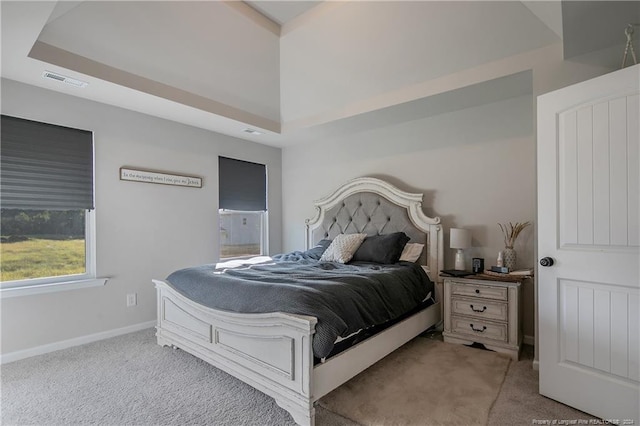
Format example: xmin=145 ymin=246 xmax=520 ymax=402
xmin=305 ymin=177 xmax=443 ymax=282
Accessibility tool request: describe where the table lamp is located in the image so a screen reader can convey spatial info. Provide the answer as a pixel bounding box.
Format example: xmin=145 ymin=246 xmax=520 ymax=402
xmin=450 ymin=228 xmax=471 ymax=270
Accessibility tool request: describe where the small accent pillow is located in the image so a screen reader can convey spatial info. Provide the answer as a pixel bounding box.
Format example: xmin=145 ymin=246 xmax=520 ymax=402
xmin=399 ymin=242 xmax=425 ymax=263
xmin=351 ymin=232 xmax=410 ymax=264
xmin=319 ymin=233 xmax=367 ymax=263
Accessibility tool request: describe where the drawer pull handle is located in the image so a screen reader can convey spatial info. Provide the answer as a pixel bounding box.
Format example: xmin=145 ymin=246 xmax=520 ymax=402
xmin=470 ymin=304 xmax=487 ymax=313
xmin=470 ymin=324 xmax=487 ymax=333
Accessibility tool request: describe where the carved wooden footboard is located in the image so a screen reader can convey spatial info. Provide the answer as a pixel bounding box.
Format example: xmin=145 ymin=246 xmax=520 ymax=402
xmin=154 ymin=279 xmax=318 ymax=425
xmin=155 ymin=278 xmax=441 ymax=426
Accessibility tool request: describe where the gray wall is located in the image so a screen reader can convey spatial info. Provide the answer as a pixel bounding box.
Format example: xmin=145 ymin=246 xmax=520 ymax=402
xmin=0 ymin=78 xmax=282 ymax=355
xmin=281 ymin=50 xmax=612 ymax=344
xmin=282 ymin=94 xmax=538 ymax=337
xmin=282 ymin=94 xmax=536 ymax=263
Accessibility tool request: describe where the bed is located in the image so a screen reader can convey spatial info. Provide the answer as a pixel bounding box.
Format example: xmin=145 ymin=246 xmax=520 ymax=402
xmin=153 ymin=177 xmax=443 ymax=426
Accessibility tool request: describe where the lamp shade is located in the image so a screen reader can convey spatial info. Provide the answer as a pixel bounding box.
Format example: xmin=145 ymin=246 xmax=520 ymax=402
xmin=450 ymin=228 xmax=471 ymax=249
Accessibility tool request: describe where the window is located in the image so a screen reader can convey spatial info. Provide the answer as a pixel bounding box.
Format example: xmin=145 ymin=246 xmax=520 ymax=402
xmin=0 ymin=115 xmax=100 ymax=295
xmin=218 ymin=156 xmax=267 ymax=259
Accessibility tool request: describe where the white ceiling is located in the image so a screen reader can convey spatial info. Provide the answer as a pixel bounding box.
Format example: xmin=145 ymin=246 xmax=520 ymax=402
xmin=0 ymin=1 xmax=632 ymax=148
xmin=245 ymin=1 xmax=321 ymax=25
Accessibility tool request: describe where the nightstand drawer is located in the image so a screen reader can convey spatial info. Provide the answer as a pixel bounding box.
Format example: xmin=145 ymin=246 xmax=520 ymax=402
xmin=450 ymin=316 xmax=508 ymax=342
xmin=451 ymin=282 xmax=508 ymax=301
xmin=451 ymin=298 xmax=508 ymax=321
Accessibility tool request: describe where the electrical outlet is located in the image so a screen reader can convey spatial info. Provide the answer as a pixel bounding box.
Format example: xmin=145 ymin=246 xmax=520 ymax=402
xmin=126 ymin=293 xmax=137 ymax=307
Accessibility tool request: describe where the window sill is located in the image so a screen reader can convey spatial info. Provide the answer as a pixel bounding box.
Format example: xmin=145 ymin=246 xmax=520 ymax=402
xmin=0 ymin=277 xmax=109 ymax=299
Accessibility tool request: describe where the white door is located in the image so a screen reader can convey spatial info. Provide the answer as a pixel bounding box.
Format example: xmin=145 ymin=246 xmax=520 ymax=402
xmin=538 ymin=64 xmax=640 ymax=422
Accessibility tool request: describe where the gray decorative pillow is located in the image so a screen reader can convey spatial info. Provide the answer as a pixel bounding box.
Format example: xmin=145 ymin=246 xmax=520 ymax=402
xmin=351 ymin=232 xmax=410 ymax=264
xmin=320 ymin=234 xmax=367 ymax=263
xmin=305 ymin=239 xmax=332 ymax=260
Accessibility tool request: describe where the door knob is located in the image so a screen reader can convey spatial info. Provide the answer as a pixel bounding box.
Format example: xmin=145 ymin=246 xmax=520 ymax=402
xmin=539 ymin=257 xmax=555 ymax=267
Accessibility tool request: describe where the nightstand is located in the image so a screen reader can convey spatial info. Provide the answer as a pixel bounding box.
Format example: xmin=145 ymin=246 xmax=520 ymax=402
xmin=442 ymin=276 xmax=522 ymax=360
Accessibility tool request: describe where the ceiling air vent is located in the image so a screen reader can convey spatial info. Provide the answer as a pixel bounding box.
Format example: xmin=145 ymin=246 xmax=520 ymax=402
xmin=42 ymin=71 xmax=88 ymax=88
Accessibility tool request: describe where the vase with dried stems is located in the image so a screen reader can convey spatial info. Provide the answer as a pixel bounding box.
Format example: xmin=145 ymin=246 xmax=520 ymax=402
xmin=498 ymin=221 xmax=531 ymax=270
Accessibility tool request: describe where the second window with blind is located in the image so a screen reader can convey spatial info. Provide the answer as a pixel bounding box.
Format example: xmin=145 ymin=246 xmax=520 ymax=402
xmin=218 ymin=156 xmax=267 ymax=259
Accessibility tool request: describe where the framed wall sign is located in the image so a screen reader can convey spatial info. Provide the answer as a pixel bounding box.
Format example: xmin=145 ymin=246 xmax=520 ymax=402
xmin=120 ymin=167 xmax=202 ymax=188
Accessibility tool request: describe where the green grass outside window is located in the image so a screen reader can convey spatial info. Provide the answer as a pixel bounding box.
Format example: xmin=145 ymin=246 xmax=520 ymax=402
xmin=1 ymin=238 xmax=85 ymax=282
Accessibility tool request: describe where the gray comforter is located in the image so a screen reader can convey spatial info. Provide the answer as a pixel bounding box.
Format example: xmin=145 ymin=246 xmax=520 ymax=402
xmin=166 ymin=252 xmax=433 ymax=358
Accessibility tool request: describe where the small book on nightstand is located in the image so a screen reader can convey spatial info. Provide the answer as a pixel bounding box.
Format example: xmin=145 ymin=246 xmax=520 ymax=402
xmin=440 ymin=269 xmax=474 ymax=277
xmin=482 ymin=269 xmax=533 ymax=278
xmin=508 ymin=268 xmax=534 ymax=276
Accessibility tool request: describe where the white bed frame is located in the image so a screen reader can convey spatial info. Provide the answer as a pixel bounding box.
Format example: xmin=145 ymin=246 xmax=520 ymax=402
xmin=153 ymin=177 xmax=443 ymax=426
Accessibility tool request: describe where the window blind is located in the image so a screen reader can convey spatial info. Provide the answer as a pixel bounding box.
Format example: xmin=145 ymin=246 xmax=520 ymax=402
xmin=1 ymin=115 xmax=94 ymax=210
xmin=218 ymin=156 xmax=266 ymax=211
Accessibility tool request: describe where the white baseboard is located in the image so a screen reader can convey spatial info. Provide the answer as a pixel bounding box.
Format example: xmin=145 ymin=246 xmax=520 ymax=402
xmin=523 ymin=335 xmax=535 ymax=346
xmin=532 ymin=359 xmax=540 ymax=371
xmin=1 ymin=320 xmax=156 ymax=365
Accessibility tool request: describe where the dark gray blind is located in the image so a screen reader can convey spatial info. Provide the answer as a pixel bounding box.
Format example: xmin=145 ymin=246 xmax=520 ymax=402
xmin=1 ymin=115 xmax=94 ymax=210
xmin=219 ymin=156 xmax=266 ymax=211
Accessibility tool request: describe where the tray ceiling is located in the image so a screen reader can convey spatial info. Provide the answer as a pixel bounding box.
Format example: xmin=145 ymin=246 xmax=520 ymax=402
xmin=1 ymin=1 xmax=628 ymax=147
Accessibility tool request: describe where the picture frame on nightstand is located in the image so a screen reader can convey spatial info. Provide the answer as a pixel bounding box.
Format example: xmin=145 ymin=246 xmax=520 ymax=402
xmin=472 ymin=258 xmax=484 ymax=273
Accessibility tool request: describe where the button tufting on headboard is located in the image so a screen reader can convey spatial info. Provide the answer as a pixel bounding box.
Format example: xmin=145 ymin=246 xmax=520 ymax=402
xmin=312 ymin=191 xmax=428 ymax=253
xmin=305 ymin=177 xmax=442 ymax=280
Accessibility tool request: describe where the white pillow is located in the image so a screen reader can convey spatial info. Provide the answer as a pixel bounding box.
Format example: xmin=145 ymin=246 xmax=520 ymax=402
xmin=399 ymin=243 xmax=424 ymax=262
xmin=319 ymin=233 xmax=367 ymax=263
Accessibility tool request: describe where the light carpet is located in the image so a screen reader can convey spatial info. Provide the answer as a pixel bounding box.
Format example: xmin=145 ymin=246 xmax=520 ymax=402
xmin=1 ymin=329 xmax=304 ymax=426
xmin=319 ymin=338 xmax=511 ymax=425
xmin=1 ymin=328 xmax=510 ymax=426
